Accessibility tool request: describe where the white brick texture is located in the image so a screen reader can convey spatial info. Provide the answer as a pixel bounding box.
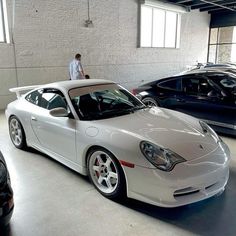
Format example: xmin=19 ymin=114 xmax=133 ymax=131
xmin=0 ymin=0 xmax=210 ymax=109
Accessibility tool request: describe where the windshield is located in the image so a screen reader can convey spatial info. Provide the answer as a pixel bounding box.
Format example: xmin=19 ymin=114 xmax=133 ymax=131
xmin=208 ymin=73 xmax=236 ymax=94
xmin=69 ymin=84 xmax=145 ymax=120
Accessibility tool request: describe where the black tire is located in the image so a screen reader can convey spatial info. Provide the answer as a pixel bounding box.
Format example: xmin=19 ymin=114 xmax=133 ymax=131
xmin=142 ymin=97 xmax=159 ymax=107
xmin=9 ymin=116 xmax=27 ymax=150
xmin=87 ymin=147 xmax=126 ymax=200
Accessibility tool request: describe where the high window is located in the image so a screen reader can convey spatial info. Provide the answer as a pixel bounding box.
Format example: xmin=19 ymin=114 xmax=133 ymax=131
xmin=140 ymin=5 xmax=181 ymax=48
xmin=0 ymin=0 xmax=9 ymax=43
xmin=208 ymin=26 xmax=236 ymax=64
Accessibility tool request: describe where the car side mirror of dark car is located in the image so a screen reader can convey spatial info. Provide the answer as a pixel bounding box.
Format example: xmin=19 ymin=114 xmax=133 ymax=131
xmin=49 ymin=107 xmax=69 ymax=117
xmin=207 ymin=90 xmax=221 ymax=98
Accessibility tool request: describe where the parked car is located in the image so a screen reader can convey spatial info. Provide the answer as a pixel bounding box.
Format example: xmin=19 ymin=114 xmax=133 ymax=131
xmin=133 ymin=70 xmax=236 ymax=136
xmin=189 ymin=63 xmax=236 ymax=71
xmin=6 ymin=79 xmax=230 ymax=207
xmin=204 ymin=63 xmax=236 ymax=69
xmin=0 ymin=151 xmax=14 ymax=226
xmin=191 ymin=66 xmax=236 ymax=75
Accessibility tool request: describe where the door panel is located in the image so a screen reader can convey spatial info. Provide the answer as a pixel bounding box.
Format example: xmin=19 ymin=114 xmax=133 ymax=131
xmin=30 ymin=89 xmax=77 ymax=162
xmin=30 ymin=109 xmax=77 ymax=162
xmin=175 ymin=75 xmax=234 ymax=127
xmin=157 ymin=77 xmax=184 ymax=107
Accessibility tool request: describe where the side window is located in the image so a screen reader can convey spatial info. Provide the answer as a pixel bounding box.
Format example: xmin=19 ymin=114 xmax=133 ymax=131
xmin=40 ymin=90 xmax=67 ymax=110
xmin=183 ymin=77 xmax=200 ymax=95
xmin=25 ymin=90 xmax=42 ymax=106
xmin=158 ymin=79 xmax=181 ymax=91
xmin=198 ymin=78 xmax=213 ymax=96
xmin=183 ymin=76 xmax=215 ymax=96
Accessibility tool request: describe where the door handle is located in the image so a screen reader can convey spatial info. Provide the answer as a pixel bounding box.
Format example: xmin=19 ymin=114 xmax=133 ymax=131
xmin=31 ymin=116 xmax=37 ymax=121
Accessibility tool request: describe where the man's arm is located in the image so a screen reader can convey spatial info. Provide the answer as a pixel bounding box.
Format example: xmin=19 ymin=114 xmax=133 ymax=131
xmin=78 ymin=62 xmax=85 ymax=78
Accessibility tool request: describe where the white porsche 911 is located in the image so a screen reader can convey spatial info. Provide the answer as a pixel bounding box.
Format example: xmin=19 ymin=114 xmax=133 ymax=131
xmin=6 ymin=79 xmax=230 ymax=207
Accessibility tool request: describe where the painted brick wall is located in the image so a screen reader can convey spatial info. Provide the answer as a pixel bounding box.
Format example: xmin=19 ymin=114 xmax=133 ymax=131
xmin=0 ymin=0 xmax=210 ymax=109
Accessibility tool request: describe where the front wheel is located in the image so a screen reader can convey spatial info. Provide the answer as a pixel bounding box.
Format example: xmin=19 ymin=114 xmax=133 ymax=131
xmin=87 ymin=147 xmax=126 ymax=199
xmin=142 ymin=97 xmax=159 ymax=107
xmin=9 ymin=116 xmax=27 ymax=150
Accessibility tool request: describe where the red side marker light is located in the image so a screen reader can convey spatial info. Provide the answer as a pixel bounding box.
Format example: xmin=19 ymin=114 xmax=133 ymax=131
xmin=131 ymin=89 xmax=137 ymax=95
xmin=119 ymin=160 xmax=135 ymax=168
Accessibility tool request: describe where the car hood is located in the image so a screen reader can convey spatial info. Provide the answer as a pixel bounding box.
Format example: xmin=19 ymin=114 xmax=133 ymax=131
xmin=96 ymin=107 xmax=220 ymax=161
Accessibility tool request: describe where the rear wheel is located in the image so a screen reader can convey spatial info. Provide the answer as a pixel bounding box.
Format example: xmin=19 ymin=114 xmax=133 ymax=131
xmin=87 ymin=147 xmax=126 ymax=199
xmin=142 ymin=97 xmax=159 ymax=107
xmin=9 ymin=116 xmax=27 ymax=149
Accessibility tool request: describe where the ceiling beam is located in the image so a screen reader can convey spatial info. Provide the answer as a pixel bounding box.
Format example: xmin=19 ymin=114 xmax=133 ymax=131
xmin=200 ymin=3 xmax=236 ymax=12
xmin=174 ymin=0 xmax=192 ymax=3
xmin=200 ymin=0 xmax=236 ymax=12
xmin=189 ymin=0 xmax=222 ymax=9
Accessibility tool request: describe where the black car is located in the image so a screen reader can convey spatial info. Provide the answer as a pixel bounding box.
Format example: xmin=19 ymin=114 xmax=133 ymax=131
xmin=0 ymin=151 xmax=14 ymax=226
xmin=133 ymin=70 xmax=236 ymax=136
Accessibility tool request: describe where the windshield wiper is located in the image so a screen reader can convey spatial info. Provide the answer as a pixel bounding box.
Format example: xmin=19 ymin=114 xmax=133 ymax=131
xmin=81 ymin=105 xmax=146 ymax=120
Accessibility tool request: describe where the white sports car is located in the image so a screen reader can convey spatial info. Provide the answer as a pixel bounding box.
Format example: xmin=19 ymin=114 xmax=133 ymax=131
xmin=6 ymin=79 xmax=230 ymax=207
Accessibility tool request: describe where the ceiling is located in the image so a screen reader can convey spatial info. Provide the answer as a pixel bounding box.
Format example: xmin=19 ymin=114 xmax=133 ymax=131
xmin=165 ymin=0 xmax=236 ymax=14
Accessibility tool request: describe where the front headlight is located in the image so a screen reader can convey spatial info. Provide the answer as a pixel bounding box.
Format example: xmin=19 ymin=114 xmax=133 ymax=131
xmin=140 ymin=141 xmax=186 ymax=172
xmin=0 ymin=161 xmax=7 ymax=185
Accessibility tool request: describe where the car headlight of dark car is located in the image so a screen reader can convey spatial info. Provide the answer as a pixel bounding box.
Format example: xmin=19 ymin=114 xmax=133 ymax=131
xmin=140 ymin=141 xmax=186 ymax=171
xmin=0 ymin=161 xmax=7 ymax=186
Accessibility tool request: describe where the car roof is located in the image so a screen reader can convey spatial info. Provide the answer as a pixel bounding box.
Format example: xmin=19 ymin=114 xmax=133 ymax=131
xmin=178 ymin=69 xmax=232 ymax=76
xmin=38 ymin=79 xmax=115 ymax=90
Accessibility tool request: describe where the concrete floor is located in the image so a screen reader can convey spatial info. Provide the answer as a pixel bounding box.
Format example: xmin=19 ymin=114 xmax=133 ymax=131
xmin=0 ymin=112 xmax=236 ymax=236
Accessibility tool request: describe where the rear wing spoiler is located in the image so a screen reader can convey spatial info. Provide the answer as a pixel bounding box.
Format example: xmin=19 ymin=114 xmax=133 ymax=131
xmin=9 ymin=85 xmax=40 ymax=99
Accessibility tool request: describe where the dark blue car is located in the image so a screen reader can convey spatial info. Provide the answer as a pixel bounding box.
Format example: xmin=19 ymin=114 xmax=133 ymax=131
xmin=133 ymin=70 xmax=236 ymax=136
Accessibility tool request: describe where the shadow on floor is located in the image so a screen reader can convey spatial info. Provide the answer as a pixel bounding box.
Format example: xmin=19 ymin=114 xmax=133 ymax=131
xmin=3 ymin=148 xmax=236 ymax=236
xmin=117 ymin=167 xmax=236 ymax=236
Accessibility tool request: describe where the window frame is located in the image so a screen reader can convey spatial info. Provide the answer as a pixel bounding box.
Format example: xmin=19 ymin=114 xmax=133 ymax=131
xmin=140 ymin=4 xmax=181 ymax=49
xmin=25 ymin=88 xmax=69 ymax=110
xmin=182 ymin=76 xmax=202 ymax=96
xmin=40 ymin=88 xmax=68 ymax=111
xmin=158 ymin=78 xmax=182 ymax=91
xmin=0 ymin=0 xmax=9 ymax=44
xmin=208 ymin=26 xmax=236 ymax=64
xmin=25 ymin=89 xmax=43 ymax=106
xmin=182 ymin=75 xmax=217 ymax=97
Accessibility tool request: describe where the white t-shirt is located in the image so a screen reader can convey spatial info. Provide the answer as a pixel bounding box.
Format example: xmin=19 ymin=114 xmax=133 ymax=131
xmin=69 ymin=59 xmax=83 ymax=80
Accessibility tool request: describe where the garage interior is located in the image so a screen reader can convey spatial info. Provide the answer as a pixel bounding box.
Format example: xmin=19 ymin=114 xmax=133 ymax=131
xmin=0 ymin=0 xmax=236 ymax=235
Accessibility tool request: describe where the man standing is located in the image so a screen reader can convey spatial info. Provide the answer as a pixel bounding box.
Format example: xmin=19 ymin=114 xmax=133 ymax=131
xmin=69 ymin=53 xmax=85 ymax=80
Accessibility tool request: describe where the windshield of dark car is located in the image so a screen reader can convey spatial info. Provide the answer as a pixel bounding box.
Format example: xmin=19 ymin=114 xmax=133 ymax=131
xmin=69 ymin=84 xmax=145 ymax=120
xmin=208 ymin=73 xmax=236 ymax=94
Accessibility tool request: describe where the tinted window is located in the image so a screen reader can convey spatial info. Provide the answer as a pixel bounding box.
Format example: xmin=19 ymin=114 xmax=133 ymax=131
xmin=25 ymin=90 xmax=41 ymax=105
xmin=69 ymin=84 xmax=144 ymax=120
xmin=208 ymin=74 xmax=236 ymax=93
xmin=183 ymin=77 xmax=214 ymax=96
xmin=183 ymin=78 xmax=199 ymax=95
xmin=158 ymin=79 xmax=181 ymax=91
xmin=40 ymin=91 xmax=67 ymax=110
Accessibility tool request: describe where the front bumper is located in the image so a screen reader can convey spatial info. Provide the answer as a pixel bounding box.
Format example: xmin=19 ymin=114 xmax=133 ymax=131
xmin=125 ymin=148 xmax=230 ymax=207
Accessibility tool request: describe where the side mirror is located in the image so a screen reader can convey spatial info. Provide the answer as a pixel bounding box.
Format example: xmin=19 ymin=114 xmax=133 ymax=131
xmin=207 ymin=90 xmax=220 ymax=98
xmin=49 ymin=107 xmax=69 ymax=117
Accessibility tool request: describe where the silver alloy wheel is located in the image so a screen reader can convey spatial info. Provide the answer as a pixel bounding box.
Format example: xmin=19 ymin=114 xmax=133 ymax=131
xmin=89 ymin=150 xmax=119 ymax=194
xmin=9 ymin=118 xmax=23 ymax=147
xmin=142 ymin=97 xmax=158 ymax=107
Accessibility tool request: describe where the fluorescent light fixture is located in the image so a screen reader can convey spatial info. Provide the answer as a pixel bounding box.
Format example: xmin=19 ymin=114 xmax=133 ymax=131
xmin=141 ymin=0 xmax=188 ymax=13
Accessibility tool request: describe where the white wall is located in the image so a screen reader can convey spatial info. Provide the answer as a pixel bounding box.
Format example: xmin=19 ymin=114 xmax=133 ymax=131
xmin=0 ymin=0 xmax=210 ymax=109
